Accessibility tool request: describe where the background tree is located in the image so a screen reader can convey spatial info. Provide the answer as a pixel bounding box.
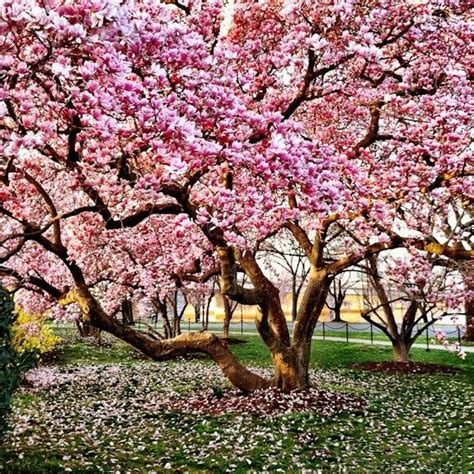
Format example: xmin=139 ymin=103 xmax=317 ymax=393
xmin=325 ymin=272 xmax=357 ymax=323
xmin=361 ymin=251 xmax=466 ymax=362
xmin=121 ymin=299 xmax=134 ymax=326
xmin=221 ymin=273 xmax=246 ymax=338
xmin=260 ymin=232 xmax=310 ymax=322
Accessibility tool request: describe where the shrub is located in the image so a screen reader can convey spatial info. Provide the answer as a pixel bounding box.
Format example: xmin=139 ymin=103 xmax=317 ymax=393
xmin=0 ymin=288 xmax=36 ymax=438
xmin=11 ymin=308 xmax=61 ymax=355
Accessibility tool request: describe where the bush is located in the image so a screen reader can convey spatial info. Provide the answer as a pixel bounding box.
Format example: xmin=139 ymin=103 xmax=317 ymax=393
xmin=11 ymin=308 xmax=61 ymax=355
xmin=0 ymin=288 xmax=36 ymax=438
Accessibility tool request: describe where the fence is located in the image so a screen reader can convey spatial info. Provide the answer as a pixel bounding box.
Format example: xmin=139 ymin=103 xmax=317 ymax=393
xmin=313 ymin=322 xmax=464 ymax=350
xmin=181 ymin=319 xmax=465 ymax=351
xmin=52 ymin=318 xmax=465 ymax=351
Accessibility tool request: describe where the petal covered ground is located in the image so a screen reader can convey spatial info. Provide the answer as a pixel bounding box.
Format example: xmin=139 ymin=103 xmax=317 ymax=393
xmin=1 ymin=356 xmax=473 ymax=473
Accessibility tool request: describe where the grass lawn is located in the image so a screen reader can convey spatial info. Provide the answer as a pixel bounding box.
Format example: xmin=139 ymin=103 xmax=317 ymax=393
xmin=1 ymin=331 xmax=473 ymax=473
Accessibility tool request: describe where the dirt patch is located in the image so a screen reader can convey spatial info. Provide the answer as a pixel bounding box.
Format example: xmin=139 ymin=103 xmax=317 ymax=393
xmin=350 ymin=361 xmax=458 ymax=375
xmin=167 ymin=387 xmax=366 ymax=417
xmin=39 ymin=349 xmax=64 ymax=365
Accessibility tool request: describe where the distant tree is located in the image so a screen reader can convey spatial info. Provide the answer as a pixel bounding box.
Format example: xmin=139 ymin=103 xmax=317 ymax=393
xmin=325 ymin=272 xmax=357 ymax=323
xmin=362 ymin=252 xmax=466 ymax=362
xmin=260 ymin=231 xmax=310 ymax=321
xmin=221 ymin=274 xmax=247 ymax=338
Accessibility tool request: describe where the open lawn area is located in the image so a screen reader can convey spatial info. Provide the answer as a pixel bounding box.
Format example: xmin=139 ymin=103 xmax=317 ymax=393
xmin=1 ymin=332 xmax=473 ymax=473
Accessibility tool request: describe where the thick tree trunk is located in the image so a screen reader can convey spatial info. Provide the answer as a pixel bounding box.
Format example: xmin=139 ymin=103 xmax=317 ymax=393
xmin=255 ymin=292 xmax=312 ymax=391
xmin=271 ymin=342 xmax=312 ymax=391
xmin=290 ymin=270 xmax=331 ymax=389
xmin=222 ymin=295 xmax=232 ymax=338
xmin=67 ymin=285 xmax=269 ymax=392
xmin=392 ymin=339 xmax=410 ymax=363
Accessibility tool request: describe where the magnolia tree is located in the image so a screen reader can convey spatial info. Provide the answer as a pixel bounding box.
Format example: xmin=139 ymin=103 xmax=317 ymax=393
xmin=361 ymin=250 xmax=467 ymax=362
xmin=0 ymin=0 xmax=472 ymax=392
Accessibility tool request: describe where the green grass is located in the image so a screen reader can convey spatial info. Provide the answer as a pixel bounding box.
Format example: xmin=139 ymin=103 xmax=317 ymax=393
xmin=48 ymin=331 xmax=474 ymax=386
xmin=229 ymin=335 xmax=474 ymax=383
xmin=1 ymin=331 xmax=473 ymax=473
xmin=55 ymin=340 xmax=140 ymax=365
xmin=312 ymin=328 xmax=474 ymax=345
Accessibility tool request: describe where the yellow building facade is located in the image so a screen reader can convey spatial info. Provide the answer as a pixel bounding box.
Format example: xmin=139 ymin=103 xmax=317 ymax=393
xmin=183 ymin=291 xmax=376 ymax=323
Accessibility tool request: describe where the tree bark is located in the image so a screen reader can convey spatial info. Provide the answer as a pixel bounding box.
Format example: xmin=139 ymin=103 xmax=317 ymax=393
xmin=392 ymin=339 xmax=411 ymax=363
xmin=291 ymin=279 xmax=298 ymax=322
xmin=71 ymin=284 xmax=269 ymax=392
xmin=75 ymin=320 xmax=100 ymax=339
xmin=193 ymin=304 xmax=201 ymax=323
xmin=173 ymin=315 xmax=181 ymax=336
xmin=291 ymin=269 xmax=331 ymax=388
xmin=159 ymin=301 xmax=173 ymax=339
xmin=333 ymin=305 xmax=342 ymax=322
xmin=204 ymin=295 xmax=212 ymax=330
xmin=255 ymin=300 xmax=311 ymax=391
xmin=272 ymin=346 xmax=308 ymax=391
xmin=464 ymin=298 xmax=474 ymax=341
xmin=121 ymin=299 xmax=134 ymax=326
xmin=462 ymin=266 xmax=474 ymax=341
xmin=222 ymin=295 xmax=232 ymax=338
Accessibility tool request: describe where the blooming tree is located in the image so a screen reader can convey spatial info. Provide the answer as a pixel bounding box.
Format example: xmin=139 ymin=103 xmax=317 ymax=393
xmin=0 ymin=0 xmax=472 ymax=391
xmin=361 ymin=250 xmax=467 ymax=362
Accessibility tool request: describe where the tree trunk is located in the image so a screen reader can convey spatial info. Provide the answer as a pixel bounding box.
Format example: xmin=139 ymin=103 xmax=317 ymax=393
xmin=463 ymin=266 xmax=474 ymax=341
xmin=333 ymin=304 xmax=342 ymax=322
xmin=201 ymin=301 xmax=207 ymax=330
xmin=160 ymin=305 xmax=173 ymax=339
xmin=290 ymin=270 xmax=331 ymax=389
xmin=66 ymin=282 xmax=315 ymax=392
xmin=173 ymin=314 xmax=181 ymax=336
xmin=194 ymin=304 xmax=200 ymax=323
xmin=121 ymin=299 xmax=134 ymax=326
xmin=465 ymin=302 xmax=474 ymax=341
xmin=222 ymin=295 xmax=232 ymax=338
xmin=205 ymin=296 xmax=212 ymax=330
xmin=257 ymin=295 xmax=310 ymax=391
xmin=392 ymin=339 xmax=410 ymax=363
xmin=271 ymin=342 xmax=312 ymax=391
xmin=76 ymin=320 xmax=100 ymax=339
xmin=291 ymin=280 xmax=298 ymax=321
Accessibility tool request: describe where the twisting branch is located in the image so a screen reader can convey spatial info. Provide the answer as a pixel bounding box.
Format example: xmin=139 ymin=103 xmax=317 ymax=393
xmin=161 ymin=0 xmax=190 ymax=15
xmin=0 ymin=265 xmax=62 ymax=299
